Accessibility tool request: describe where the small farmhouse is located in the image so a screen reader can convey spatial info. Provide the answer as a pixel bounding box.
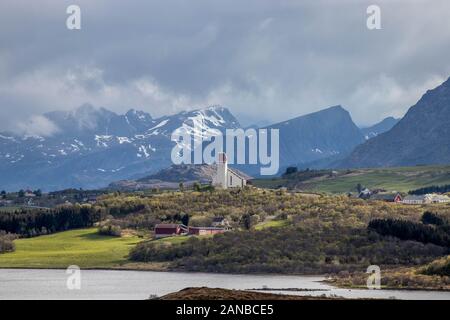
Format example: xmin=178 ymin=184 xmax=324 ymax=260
xmin=370 ymin=193 xmax=403 ymax=203
xmin=154 ymin=223 xmax=227 ymax=239
xmin=212 ymin=152 xmax=252 ymax=189
xmin=402 ymin=195 xmax=429 ymax=205
xmin=358 ymin=188 xmax=372 ymax=200
xmin=211 ymin=216 xmax=230 ymax=228
xmin=402 ymin=193 xmax=450 ymax=205
xmin=429 ymin=194 xmax=450 ymax=203
xmin=24 ymin=190 xmax=36 ymax=198
xmin=188 ymin=226 xmax=226 ymax=236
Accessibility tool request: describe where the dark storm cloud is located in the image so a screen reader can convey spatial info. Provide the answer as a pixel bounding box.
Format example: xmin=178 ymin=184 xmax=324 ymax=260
xmin=0 ymin=0 xmax=450 ymax=134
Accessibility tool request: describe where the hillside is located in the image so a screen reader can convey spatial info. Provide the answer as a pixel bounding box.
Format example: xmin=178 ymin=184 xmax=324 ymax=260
xmin=340 ymin=77 xmax=450 ymax=168
xmin=2 ymin=188 xmax=449 ymax=290
xmin=253 ymin=165 xmax=450 ymax=193
xmin=127 ymin=189 xmax=449 ymax=275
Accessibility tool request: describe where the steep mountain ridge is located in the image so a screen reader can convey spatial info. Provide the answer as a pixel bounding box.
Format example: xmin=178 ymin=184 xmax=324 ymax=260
xmin=340 ymin=77 xmax=450 ymax=168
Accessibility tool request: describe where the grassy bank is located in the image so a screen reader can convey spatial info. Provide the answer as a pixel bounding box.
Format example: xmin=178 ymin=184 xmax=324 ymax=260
xmin=311 ymin=166 xmax=450 ymax=193
xmin=0 ymin=228 xmax=141 ymax=269
xmin=328 ymin=266 xmax=450 ymax=291
xmin=253 ymin=165 xmax=450 ymax=193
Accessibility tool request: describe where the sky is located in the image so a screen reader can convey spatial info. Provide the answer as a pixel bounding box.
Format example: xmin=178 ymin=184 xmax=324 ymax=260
xmin=1 ymin=0 xmax=450 ymax=135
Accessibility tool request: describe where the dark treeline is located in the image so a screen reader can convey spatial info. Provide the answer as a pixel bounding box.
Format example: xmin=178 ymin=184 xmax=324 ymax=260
xmin=368 ymin=218 xmax=450 ymax=248
xmin=0 ymin=205 xmax=104 ymax=237
xmin=409 ymin=184 xmax=450 ymax=195
xmin=282 ymin=168 xmax=332 ymax=181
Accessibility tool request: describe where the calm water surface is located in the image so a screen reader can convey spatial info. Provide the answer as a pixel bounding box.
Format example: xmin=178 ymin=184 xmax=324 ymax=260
xmin=0 ymin=269 xmax=449 ymax=300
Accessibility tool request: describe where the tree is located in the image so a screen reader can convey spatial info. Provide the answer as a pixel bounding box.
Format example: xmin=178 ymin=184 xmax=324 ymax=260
xmin=18 ymin=189 xmax=25 ymax=198
xmin=421 ymin=211 xmax=445 ymax=226
xmin=0 ymin=190 xmax=6 ymax=199
xmin=241 ymin=213 xmax=253 ymax=230
xmin=193 ymin=182 xmax=201 ymax=192
xmin=179 ymin=182 xmax=184 ymax=192
xmin=356 ymin=183 xmax=364 ymax=193
xmin=181 ymin=213 xmax=190 ymax=226
xmin=285 ymin=166 xmax=298 ymax=175
xmin=34 ymin=189 xmax=42 ymax=197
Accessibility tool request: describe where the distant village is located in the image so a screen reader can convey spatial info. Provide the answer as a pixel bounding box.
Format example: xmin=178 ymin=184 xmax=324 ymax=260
xmin=354 ymin=188 xmax=450 ymax=204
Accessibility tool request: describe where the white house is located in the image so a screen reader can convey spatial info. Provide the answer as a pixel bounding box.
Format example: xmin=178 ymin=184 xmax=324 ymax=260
xmin=212 ymin=152 xmax=250 ymax=189
xmin=429 ymin=194 xmax=450 ymax=203
xmin=402 ymin=195 xmax=429 ymax=205
xmin=403 ymin=193 xmax=450 ymax=205
xmin=211 ymin=216 xmax=231 ymax=228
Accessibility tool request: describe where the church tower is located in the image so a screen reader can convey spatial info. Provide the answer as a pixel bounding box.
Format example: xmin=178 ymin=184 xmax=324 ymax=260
xmin=215 ymin=152 xmax=228 ymax=189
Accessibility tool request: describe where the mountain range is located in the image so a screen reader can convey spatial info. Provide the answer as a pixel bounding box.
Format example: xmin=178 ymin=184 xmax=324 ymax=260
xmin=1 ymin=76 xmax=449 ymax=191
xmin=0 ymin=105 xmax=240 ymax=191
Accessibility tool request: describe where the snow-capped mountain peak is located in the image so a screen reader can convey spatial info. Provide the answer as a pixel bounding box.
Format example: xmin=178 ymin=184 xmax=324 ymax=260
xmin=0 ymin=105 xmax=242 ymax=191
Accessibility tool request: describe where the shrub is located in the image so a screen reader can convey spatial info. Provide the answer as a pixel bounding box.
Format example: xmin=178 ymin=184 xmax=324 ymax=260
xmin=421 ymin=211 xmax=446 ymax=226
xmin=0 ymin=231 xmax=17 ymax=253
xmin=421 ymin=256 xmax=450 ymax=276
xmin=98 ymin=225 xmax=122 ymax=237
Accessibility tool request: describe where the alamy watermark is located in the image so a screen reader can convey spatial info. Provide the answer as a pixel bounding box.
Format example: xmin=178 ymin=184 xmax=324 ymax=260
xmin=65 ymin=5 xmax=380 ymax=32
xmin=171 ymin=126 xmax=279 ymax=175
xmin=66 ymin=265 xmax=81 ymax=290
xmin=367 ymin=5 xmax=381 ymax=30
xmin=366 ymin=265 xmax=381 ymax=289
xmin=66 ymin=5 xmax=81 ymax=30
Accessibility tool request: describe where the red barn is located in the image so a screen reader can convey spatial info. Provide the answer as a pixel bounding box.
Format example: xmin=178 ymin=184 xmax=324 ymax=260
xmin=154 ymin=224 xmax=187 ymax=238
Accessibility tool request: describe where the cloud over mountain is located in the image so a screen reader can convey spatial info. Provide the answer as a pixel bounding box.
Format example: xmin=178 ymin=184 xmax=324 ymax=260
xmin=1 ymin=0 xmax=450 ymax=129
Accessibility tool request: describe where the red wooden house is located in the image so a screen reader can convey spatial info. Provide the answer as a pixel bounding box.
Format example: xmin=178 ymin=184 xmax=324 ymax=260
xmin=370 ymin=193 xmax=403 ymax=203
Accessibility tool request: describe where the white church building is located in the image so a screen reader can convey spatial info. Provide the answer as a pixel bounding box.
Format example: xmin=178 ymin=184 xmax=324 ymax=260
xmin=212 ymin=152 xmax=250 ymax=189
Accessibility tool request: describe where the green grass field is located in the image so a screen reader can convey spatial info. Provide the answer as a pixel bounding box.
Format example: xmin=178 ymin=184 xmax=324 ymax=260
xmin=311 ymin=166 xmax=450 ymax=193
xmin=0 ymin=228 xmax=141 ymax=269
xmin=251 ymin=178 xmax=289 ymax=189
xmin=254 ymin=165 xmax=450 ymax=193
xmin=0 ymin=206 xmax=22 ymax=212
xmin=255 ymin=219 xmax=290 ymax=230
xmin=155 ymin=233 xmax=215 ymax=245
xmin=156 ymin=235 xmax=192 ymax=244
